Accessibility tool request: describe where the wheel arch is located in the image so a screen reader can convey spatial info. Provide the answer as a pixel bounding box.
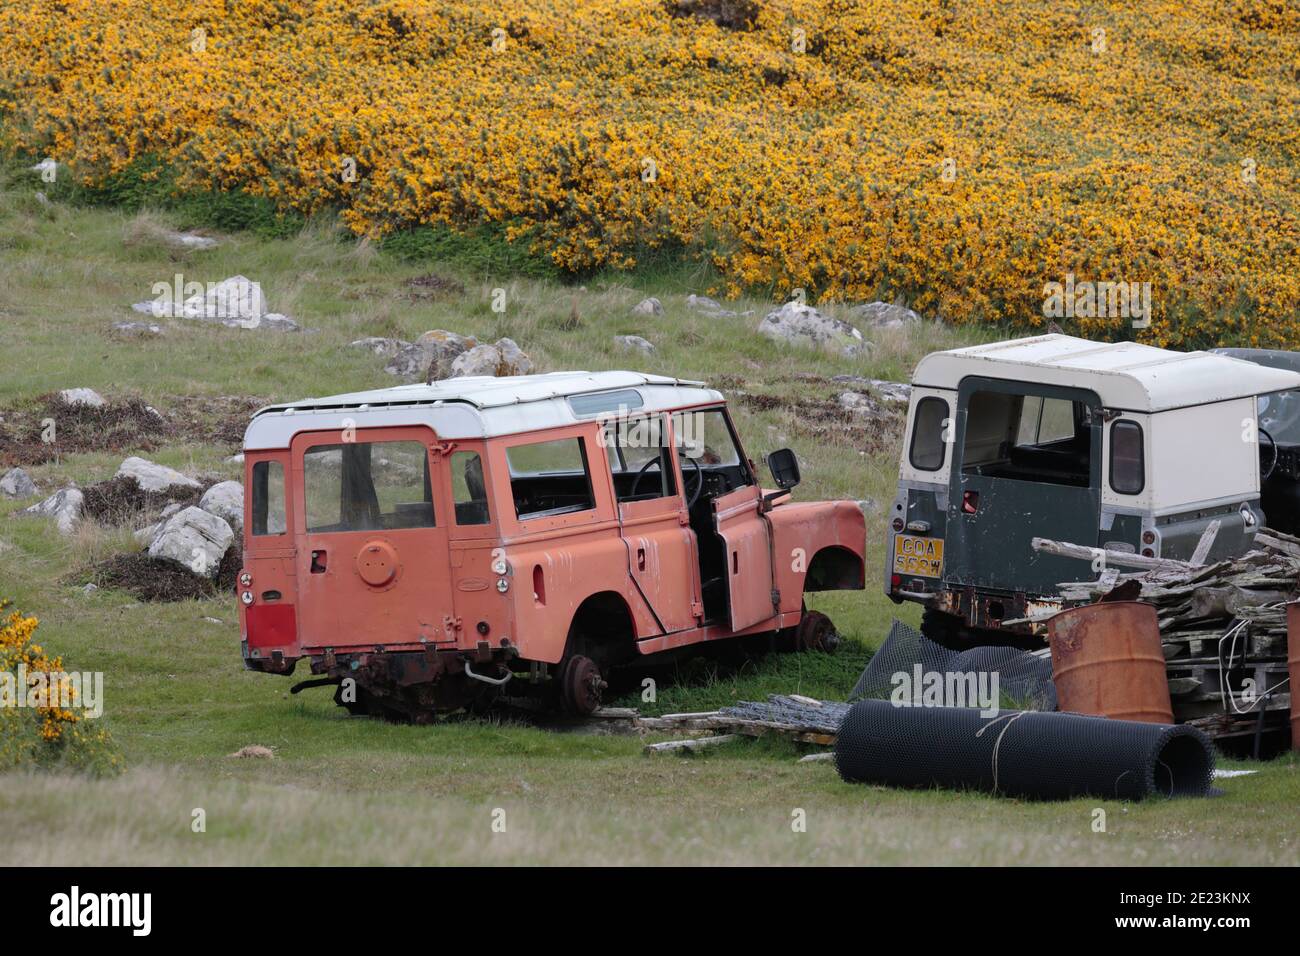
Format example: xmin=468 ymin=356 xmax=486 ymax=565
xmin=805 ymin=544 xmax=865 ymax=593
xmin=565 ymin=590 xmax=638 ymax=666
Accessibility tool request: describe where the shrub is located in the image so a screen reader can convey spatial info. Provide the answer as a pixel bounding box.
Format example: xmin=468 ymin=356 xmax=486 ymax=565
xmin=0 ymin=602 xmax=124 ymax=776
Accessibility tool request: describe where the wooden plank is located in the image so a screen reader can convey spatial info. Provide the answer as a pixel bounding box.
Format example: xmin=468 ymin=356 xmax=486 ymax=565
xmin=643 ymin=734 xmax=738 ymax=754
xmin=1032 ymin=537 xmax=1192 ymax=572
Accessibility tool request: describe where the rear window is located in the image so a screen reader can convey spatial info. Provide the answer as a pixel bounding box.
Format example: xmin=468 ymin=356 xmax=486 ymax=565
xmin=450 ymin=451 xmax=490 ymax=525
xmin=1109 ymin=420 xmax=1145 ymax=494
xmin=250 ymin=460 xmax=286 ymax=535
xmin=962 ymin=390 xmax=1091 ymax=488
xmin=303 ymin=441 xmax=434 ymax=532
xmin=909 ymin=397 xmax=949 ymax=471
xmin=506 ymin=437 xmax=596 ymax=520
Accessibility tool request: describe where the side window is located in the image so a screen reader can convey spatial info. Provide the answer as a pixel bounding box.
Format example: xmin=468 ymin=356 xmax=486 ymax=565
xmin=672 ymin=408 xmax=753 ymax=488
xmin=303 ymin=441 xmax=434 ymax=532
xmin=607 ymin=414 xmax=676 ymax=502
xmin=450 ymin=451 xmax=490 ymax=525
xmin=506 ymin=437 xmax=596 ymax=520
xmin=251 ymin=460 xmax=286 ymax=535
xmin=909 ymin=397 xmax=949 ymax=471
xmin=1110 ymin=420 xmax=1145 ymax=494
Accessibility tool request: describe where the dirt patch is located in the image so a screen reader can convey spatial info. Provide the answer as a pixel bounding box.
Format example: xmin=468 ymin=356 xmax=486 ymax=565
xmin=732 ymin=388 xmax=904 ymax=453
xmin=79 ymin=475 xmax=216 ymax=526
xmin=86 ymin=541 xmax=241 ymax=602
xmin=404 ymin=273 xmax=466 ymax=300
xmin=0 ymin=395 xmax=172 ymax=468
xmin=0 ymin=393 xmax=264 ymax=468
xmin=161 ymin=394 xmax=265 ymax=448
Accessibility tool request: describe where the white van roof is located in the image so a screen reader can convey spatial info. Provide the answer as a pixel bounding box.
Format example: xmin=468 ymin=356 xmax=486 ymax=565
xmin=244 ymin=371 xmax=723 ymax=449
xmin=913 ymin=334 xmax=1300 ymax=412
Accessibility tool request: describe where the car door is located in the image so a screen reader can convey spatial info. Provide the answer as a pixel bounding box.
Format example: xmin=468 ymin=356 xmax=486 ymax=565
xmin=291 ymin=425 xmax=457 ymax=651
xmin=607 ymin=412 xmax=701 ymax=633
xmin=946 ymin=377 xmax=1102 ymax=596
xmin=675 ymin=407 xmax=776 ymax=632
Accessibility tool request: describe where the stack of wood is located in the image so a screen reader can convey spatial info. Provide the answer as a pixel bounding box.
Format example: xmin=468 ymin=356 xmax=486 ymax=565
xmin=1037 ymin=530 xmax=1296 ymax=742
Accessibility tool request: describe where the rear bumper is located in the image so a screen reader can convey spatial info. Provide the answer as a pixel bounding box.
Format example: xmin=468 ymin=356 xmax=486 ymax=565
xmin=896 ymin=586 xmax=1065 ymax=634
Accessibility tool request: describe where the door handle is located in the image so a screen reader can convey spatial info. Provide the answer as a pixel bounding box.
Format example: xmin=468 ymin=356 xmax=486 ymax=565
xmin=962 ymin=490 xmax=980 ymax=515
xmin=310 ymin=549 xmax=327 ymax=573
xmin=637 ymin=546 xmax=646 ymax=571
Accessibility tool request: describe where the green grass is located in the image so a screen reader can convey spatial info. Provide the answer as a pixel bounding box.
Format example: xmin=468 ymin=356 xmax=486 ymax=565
xmin=1 ymin=159 xmax=1297 ymax=866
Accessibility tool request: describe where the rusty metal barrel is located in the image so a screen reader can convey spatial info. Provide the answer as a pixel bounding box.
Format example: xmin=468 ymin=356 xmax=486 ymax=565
xmin=1048 ymin=601 xmax=1174 ymax=724
xmin=1287 ymin=602 xmax=1300 ymax=751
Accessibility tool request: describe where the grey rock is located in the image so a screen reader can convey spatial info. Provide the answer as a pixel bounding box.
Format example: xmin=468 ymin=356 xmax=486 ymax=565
xmin=493 ymin=338 xmax=533 ymax=376
xmin=615 ymin=334 xmax=656 ymax=355
xmin=758 ymin=301 xmax=867 ymax=357
xmin=631 ymin=297 xmax=663 ymax=317
xmin=82 ymin=582 xmax=98 ymax=594
xmin=849 ymin=301 xmax=922 ymax=328
xmin=350 ymin=337 xmax=410 ymax=358
xmin=111 ymin=321 xmax=164 ymax=336
xmin=832 ymin=375 xmax=911 ymax=404
xmin=167 ymin=231 xmax=218 ymax=251
xmin=199 ymin=480 xmax=244 ymax=535
xmin=451 ymin=338 xmax=534 ymax=378
xmin=225 ymin=453 xmax=245 ymax=465
xmin=140 ymin=275 xmax=299 ymax=331
xmin=22 ymin=487 xmax=84 ymax=535
xmin=147 ymin=506 xmax=233 ymax=579
xmin=116 ymin=456 xmax=201 ymax=494
xmin=384 ymin=330 xmax=476 ymax=380
xmin=58 ymin=388 xmax=106 ymax=408
xmin=0 ymin=467 xmax=37 ymax=499
xmin=687 ymin=294 xmax=726 ymax=314
xmin=133 ymin=522 xmax=162 ymax=547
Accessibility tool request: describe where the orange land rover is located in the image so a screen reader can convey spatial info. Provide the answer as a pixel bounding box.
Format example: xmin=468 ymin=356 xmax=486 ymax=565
xmin=237 ymin=371 xmax=865 ymax=718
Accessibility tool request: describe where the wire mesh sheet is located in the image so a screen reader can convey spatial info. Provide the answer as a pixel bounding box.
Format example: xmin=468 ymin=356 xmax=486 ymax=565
xmin=718 ymin=696 xmax=849 ymax=734
xmin=849 ymin=618 xmax=1058 ymax=711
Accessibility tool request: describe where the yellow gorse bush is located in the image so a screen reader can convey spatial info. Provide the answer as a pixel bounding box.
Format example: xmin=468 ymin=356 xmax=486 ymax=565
xmin=1 ymin=0 xmax=1297 ymax=345
xmin=0 ymin=601 xmax=123 ymax=774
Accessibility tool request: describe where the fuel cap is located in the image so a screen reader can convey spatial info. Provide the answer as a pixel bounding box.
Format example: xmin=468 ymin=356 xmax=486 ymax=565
xmin=356 ymin=540 xmax=399 ymax=587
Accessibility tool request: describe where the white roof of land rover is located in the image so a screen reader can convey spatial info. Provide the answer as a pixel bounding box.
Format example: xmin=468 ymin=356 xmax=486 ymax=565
xmin=244 ymin=371 xmax=723 ymax=449
xmin=913 ymin=334 xmax=1300 ymax=412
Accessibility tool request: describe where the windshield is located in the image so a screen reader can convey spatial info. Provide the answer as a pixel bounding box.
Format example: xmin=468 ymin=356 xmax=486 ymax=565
xmin=1258 ymin=389 xmax=1300 ymax=445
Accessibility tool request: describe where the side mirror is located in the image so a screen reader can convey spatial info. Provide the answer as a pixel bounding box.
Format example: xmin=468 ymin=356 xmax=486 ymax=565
xmin=767 ymin=448 xmax=801 ymax=491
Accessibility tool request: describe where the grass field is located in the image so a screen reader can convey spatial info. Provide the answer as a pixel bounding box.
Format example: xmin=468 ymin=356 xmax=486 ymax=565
xmin=1 ymin=160 xmax=1297 ymax=866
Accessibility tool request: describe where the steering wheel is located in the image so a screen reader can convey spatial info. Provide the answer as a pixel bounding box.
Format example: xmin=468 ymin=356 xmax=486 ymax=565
xmin=1259 ymin=426 xmax=1278 ymax=480
xmin=629 ymin=453 xmax=704 ymax=507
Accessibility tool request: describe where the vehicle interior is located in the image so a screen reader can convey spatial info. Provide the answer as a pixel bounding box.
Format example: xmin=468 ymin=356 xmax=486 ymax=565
xmin=302 ymin=440 xmax=435 ymax=533
xmin=605 ymin=407 xmax=758 ymax=622
xmin=505 ymin=436 xmax=598 ymax=520
xmin=960 ymin=391 xmax=1093 ymax=488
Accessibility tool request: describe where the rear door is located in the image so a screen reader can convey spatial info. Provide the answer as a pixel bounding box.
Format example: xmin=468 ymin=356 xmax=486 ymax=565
xmin=292 ymin=425 xmax=456 ymax=651
xmin=946 ymin=378 xmax=1102 ymax=596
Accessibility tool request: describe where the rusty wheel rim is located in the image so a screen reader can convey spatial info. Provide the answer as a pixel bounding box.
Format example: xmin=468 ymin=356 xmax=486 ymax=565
xmin=560 ymin=655 xmax=606 ymax=715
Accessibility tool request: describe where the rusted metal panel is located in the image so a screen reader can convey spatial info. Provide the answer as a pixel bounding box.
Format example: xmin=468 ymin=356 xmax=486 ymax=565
xmin=1048 ymin=601 xmax=1174 ymax=724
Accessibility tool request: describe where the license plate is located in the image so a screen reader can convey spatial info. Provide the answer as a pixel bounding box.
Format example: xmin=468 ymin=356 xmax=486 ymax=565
xmin=893 ymin=534 xmax=943 ymax=578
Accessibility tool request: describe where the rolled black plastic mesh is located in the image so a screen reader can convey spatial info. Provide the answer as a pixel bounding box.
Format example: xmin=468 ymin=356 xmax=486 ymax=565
xmin=850 ymin=619 xmax=1057 ymax=710
xmin=834 ymin=700 xmax=1216 ymax=801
